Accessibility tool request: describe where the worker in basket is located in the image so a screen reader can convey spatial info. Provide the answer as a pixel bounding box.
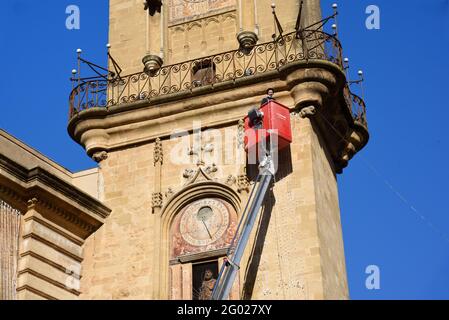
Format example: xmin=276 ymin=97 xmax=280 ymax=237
xmin=260 ymin=88 xmax=276 ymax=106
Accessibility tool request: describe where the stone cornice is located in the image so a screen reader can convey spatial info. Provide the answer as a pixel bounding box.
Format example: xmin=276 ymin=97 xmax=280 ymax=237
xmin=68 ymin=60 xmax=342 ymax=140
xmin=67 ymin=59 xmax=369 ymax=173
xmin=0 ymin=153 xmax=110 ymax=239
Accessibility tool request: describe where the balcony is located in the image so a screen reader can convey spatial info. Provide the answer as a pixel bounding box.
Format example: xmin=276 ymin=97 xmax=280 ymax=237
xmin=68 ymin=29 xmax=367 ymax=130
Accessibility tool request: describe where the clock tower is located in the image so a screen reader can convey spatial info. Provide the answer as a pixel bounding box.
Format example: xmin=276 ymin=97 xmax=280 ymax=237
xmin=70 ymin=0 xmax=369 ymax=299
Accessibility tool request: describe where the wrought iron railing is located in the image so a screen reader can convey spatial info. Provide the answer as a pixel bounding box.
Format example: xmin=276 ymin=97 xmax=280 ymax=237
xmin=343 ymin=85 xmax=367 ymax=127
xmin=69 ymin=29 xmax=366 ymax=127
xmin=350 ymin=93 xmax=367 ymax=127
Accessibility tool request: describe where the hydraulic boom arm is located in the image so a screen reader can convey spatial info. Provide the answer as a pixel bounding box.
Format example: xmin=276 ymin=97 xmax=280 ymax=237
xmin=211 ymin=155 xmax=275 ymax=300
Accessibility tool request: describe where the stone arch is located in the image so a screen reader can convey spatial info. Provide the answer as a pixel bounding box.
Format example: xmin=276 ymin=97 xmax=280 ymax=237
xmin=156 ymin=177 xmax=242 ymax=299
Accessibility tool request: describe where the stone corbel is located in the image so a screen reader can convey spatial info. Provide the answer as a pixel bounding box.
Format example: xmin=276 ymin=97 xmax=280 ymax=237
xmin=92 ymin=151 xmax=108 ymax=163
xmin=283 ymin=67 xmax=338 ymax=112
xmin=339 ymin=130 xmax=364 ymax=169
xmin=299 ymin=106 xmax=317 ymax=119
xmin=27 ymin=197 xmax=39 ymax=211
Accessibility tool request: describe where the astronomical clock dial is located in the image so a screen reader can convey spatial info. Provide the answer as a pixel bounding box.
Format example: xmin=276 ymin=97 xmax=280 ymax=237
xmin=179 ymin=199 xmax=230 ymax=247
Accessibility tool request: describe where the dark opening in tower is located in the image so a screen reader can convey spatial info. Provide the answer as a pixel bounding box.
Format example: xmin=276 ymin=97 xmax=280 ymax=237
xmin=192 ymin=260 xmax=219 ymax=300
xmin=192 ymin=59 xmax=216 ymax=87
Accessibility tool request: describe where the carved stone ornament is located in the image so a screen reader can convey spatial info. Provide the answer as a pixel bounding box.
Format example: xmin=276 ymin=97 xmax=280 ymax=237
xmin=237 ymin=119 xmax=245 ymax=148
xmin=299 ymin=106 xmax=316 ymax=119
xmin=165 ymin=187 xmax=175 ymax=199
xmin=92 ymin=151 xmax=108 ymax=163
xmin=27 ymin=197 xmax=39 ymax=210
xmin=152 ymin=192 xmax=163 ymax=211
xmin=237 ymin=174 xmax=250 ymax=193
xmin=225 ymin=175 xmax=237 ymax=186
xmin=204 ymin=163 xmax=218 ymax=175
xmin=154 ymin=138 xmax=163 ymax=165
xmin=188 ymin=142 xmax=214 ymax=167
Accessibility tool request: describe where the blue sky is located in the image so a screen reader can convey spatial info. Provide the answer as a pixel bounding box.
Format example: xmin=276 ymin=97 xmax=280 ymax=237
xmin=0 ymin=1 xmax=448 ymax=299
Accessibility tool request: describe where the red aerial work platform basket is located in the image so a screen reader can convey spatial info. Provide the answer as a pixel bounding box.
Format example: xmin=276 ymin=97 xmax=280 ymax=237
xmin=244 ymin=100 xmax=292 ymax=158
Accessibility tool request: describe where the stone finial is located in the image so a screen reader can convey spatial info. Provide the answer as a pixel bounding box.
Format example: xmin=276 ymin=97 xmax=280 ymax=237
xmin=143 ymin=54 xmax=164 ymax=76
xmin=237 ymin=31 xmax=259 ymax=55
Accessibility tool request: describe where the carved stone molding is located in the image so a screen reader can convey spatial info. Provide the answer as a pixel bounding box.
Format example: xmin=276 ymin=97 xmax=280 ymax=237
xmin=0 ymin=184 xmax=25 ymax=209
xmin=26 ymin=196 xmax=99 ymax=236
xmin=0 ymin=153 xmax=110 ymax=239
xmin=157 ymin=177 xmax=242 ymax=299
xmin=154 ymin=138 xmax=163 ymax=165
xmin=183 ymin=167 xmax=215 ymax=186
xmin=68 ymin=61 xmax=368 ymax=174
xmin=184 ymin=164 xmax=218 ymax=183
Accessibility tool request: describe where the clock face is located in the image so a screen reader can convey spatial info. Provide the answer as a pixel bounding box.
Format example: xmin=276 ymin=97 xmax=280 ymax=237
xmin=179 ymin=199 xmax=230 ymax=247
